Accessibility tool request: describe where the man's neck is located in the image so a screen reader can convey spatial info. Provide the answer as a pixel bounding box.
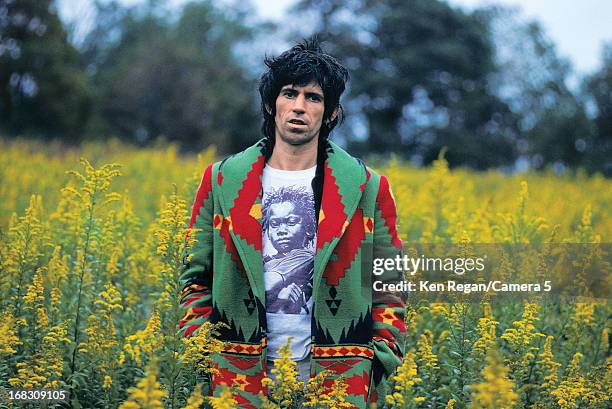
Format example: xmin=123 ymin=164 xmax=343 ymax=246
xmin=267 ymin=135 xmax=318 ymax=171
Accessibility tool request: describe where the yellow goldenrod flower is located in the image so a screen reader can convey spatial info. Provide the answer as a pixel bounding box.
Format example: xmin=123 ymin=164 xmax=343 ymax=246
xmin=20 ymin=270 xmax=51 ymax=356
xmin=103 ymin=375 xmax=113 ymax=389
xmin=537 ymin=336 xmax=561 ymax=392
xmin=492 ymin=180 xmax=548 ymax=243
xmin=5 ymin=195 xmax=49 ymax=297
xmin=405 ymin=307 xmax=421 ymax=335
xmin=446 ymin=303 xmax=467 ymax=329
xmin=67 ymin=158 xmax=122 ymax=206
xmin=385 ymin=350 xmax=423 ymax=408
xmin=119 ymin=359 xmax=167 ymax=409
xmin=263 ymin=337 xmax=304 ymax=407
xmin=49 ymin=181 xmax=82 ymax=239
xmin=430 ymin=303 xmax=449 ymax=317
xmin=181 ymin=384 xmax=206 ymax=409
xmin=303 ymin=370 xmax=352 ymax=409
xmin=122 ymin=309 xmax=163 ymax=367
xmin=0 ymin=309 xmax=22 ymax=355
xmin=107 ymin=248 xmax=121 ymax=278
xmin=98 ymin=193 xmax=141 ymax=282
xmin=438 ymin=330 xmax=451 ymax=342
xmin=154 ymin=188 xmax=192 ymax=261
xmin=79 ymin=282 xmax=123 ymax=356
xmin=501 ymin=302 xmax=545 ymax=347
xmin=22 ymin=259 xmax=48 ymax=304
xmin=469 ymin=349 xmax=518 ymax=409
xmin=43 ymin=247 xmax=68 ymax=319
xmin=8 ymin=321 xmax=69 ymax=389
xmin=550 ymin=353 xmax=587 ymax=409
xmin=417 ymin=330 xmax=439 ymax=371
xmin=573 ymin=204 xmax=601 ymax=242
xmin=500 ymin=302 xmax=546 ymax=380
xmin=208 ymin=387 xmax=237 ymax=409
xmin=95 ymin=282 xmax=124 ymax=313
xmin=472 ymin=302 xmax=499 ymax=361
xmin=571 ymin=302 xmax=596 ymax=329
xmin=549 ymin=352 xmax=608 ymax=408
xmin=42 ymin=245 xmax=69 ymax=289
xmin=180 ymin=321 xmax=227 ymax=375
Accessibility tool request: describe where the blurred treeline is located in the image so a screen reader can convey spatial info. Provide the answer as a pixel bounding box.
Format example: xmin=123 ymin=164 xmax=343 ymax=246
xmin=1 ymin=0 xmax=610 ymax=174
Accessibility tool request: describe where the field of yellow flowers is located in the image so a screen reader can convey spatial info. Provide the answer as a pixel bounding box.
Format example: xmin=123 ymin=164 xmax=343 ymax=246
xmin=0 ymin=137 xmax=610 ymax=408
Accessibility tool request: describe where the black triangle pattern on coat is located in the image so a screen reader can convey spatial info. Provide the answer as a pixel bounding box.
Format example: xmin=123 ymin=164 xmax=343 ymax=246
xmin=312 ymin=301 xmax=335 ymax=344
xmin=248 ymin=296 xmax=267 ymax=343
xmin=313 ymin=319 xmax=335 ymax=344
xmin=338 ymin=309 xmax=372 ymax=344
xmin=212 ymin=298 xmax=266 ymax=344
xmin=211 ymin=303 xmax=245 ymax=342
xmin=313 ymin=308 xmax=373 ymax=345
xmin=243 ymin=288 xmax=256 ymax=315
xmin=325 ymin=285 xmax=342 ymax=315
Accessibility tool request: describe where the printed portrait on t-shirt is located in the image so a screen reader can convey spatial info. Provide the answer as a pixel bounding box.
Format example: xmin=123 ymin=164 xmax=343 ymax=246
xmin=262 ymin=185 xmax=315 ymax=315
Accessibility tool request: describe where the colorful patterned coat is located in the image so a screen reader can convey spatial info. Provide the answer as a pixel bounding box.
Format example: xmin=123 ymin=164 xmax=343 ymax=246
xmin=179 ymin=138 xmax=406 ymax=408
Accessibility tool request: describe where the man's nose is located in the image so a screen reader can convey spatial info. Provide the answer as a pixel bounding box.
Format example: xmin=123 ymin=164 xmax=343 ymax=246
xmin=292 ymin=94 xmax=306 ymax=113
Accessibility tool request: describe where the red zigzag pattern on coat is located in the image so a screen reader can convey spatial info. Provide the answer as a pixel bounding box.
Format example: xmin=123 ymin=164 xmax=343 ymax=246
xmin=323 ymin=208 xmax=366 ymax=286
xmin=345 ymin=371 xmax=370 ymax=401
xmin=187 ymin=164 xmax=213 ymax=239
xmin=317 ymin=162 xmax=346 ymax=250
xmin=230 ymin=156 xmax=264 ymax=251
xmin=218 ymin=216 xmax=246 ymax=277
xmin=213 ymin=366 xmax=266 ymax=395
xmin=359 ymin=167 xmax=371 ymax=192
xmin=376 ymin=176 xmax=402 ymax=249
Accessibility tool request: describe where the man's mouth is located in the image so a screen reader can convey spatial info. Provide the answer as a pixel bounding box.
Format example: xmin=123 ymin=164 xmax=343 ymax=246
xmin=288 ymin=119 xmax=307 ymax=126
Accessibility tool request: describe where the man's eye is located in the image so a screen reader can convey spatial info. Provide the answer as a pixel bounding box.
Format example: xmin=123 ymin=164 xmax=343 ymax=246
xmin=307 ymin=95 xmax=322 ymax=102
xmin=282 ymin=90 xmax=296 ymax=98
xmin=270 ymin=219 xmax=280 ymax=228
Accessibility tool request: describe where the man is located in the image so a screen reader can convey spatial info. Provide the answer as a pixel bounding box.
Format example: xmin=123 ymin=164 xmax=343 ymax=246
xmin=179 ymin=39 xmax=406 ymax=409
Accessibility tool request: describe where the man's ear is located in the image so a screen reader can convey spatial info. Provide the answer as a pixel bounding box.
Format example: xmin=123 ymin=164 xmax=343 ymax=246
xmin=326 ymin=107 xmax=339 ymax=125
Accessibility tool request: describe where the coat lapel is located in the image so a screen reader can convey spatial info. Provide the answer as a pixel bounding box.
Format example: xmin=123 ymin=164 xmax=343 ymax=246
xmin=313 ymin=140 xmax=366 ymax=301
xmin=216 ymin=139 xmax=266 ymax=302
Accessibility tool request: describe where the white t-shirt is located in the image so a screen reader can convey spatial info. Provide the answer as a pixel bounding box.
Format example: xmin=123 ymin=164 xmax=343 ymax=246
xmin=262 ymin=164 xmax=317 ymax=360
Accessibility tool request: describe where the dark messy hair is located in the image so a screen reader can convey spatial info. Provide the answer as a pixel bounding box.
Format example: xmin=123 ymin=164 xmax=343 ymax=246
xmin=258 ymin=37 xmax=350 ymax=142
xmin=262 ymin=186 xmax=316 ymax=244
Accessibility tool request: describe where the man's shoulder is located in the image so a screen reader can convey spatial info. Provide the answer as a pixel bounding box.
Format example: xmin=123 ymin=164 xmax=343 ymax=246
xmin=326 ymin=139 xmax=363 ymax=169
xmin=327 ymin=140 xmax=384 ymax=180
xmin=215 ymin=138 xmax=267 ymax=176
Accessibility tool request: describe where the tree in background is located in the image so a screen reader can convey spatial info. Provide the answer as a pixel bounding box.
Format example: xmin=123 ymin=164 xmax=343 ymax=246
xmin=1 ymin=0 xmax=609 ymax=174
xmin=583 ymin=43 xmax=612 ymax=176
xmin=0 ymin=0 xmax=92 ymax=141
xmin=482 ymin=6 xmax=596 ymax=173
xmin=80 ymin=0 xmax=260 ymax=153
xmin=291 ymin=0 xmax=520 ymax=169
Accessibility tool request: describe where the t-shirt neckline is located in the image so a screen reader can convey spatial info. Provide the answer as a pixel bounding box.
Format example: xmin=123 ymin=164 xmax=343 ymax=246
xmin=264 ymin=163 xmax=317 ymax=177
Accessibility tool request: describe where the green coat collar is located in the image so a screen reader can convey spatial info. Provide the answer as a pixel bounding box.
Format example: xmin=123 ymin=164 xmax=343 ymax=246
xmin=215 ymin=138 xmax=366 ymax=302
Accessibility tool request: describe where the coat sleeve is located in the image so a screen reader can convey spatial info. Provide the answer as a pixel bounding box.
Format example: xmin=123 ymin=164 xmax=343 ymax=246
xmin=370 ymin=175 xmax=407 ymax=396
xmin=178 ymin=163 xmax=215 ymax=338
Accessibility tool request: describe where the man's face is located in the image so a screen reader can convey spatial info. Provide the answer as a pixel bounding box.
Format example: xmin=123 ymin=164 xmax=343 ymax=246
xmin=268 ymin=201 xmax=306 ymax=253
xmin=273 ymin=82 xmax=326 ymax=146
